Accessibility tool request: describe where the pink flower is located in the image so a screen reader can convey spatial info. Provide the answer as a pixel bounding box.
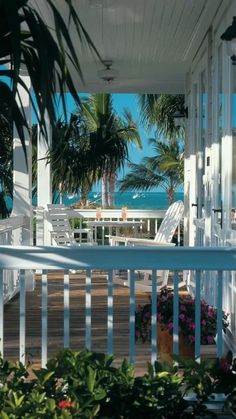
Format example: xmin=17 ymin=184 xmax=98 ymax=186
xmin=157 ymin=313 xmax=163 ymax=322
xmin=180 ymin=304 xmax=186 ymax=312
xmin=145 ymin=311 xmax=150 ymax=318
xmin=136 ymin=330 xmax=141 ymax=337
xmin=168 ymin=322 xmax=173 ymax=331
xmin=220 ymin=358 xmax=231 ymax=372
xmin=189 ymin=335 xmax=195 ymax=343
xmin=206 ymin=335 xmax=215 ymax=344
xmin=189 ymin=321 xmax=195 ymax=330
xmin=179 ymin=314 xmax=185 ymax=321
xmin=201 ymin=319 xmax=207 ymax=326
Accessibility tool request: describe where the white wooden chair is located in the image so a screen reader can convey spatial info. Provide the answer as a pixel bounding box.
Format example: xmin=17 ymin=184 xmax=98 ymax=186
xmin=109 ymin=200 xmax=185 ymax=291
xmin=46 ymin=204 xmax=94 ymax=246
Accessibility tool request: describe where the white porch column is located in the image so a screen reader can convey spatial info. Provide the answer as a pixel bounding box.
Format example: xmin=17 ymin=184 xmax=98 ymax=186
xmin=12 ymin=73 xmax=34 ymax=291
xmin=37 ymin=114 xmax=52 ymax=245
xmin=12 ymin=74 xmax=32 ymax=246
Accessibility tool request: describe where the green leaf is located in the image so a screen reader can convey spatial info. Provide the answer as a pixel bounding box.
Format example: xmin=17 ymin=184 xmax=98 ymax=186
xmin=94 ymin=387 xmax=106 ymax=401
xmin=86 ymin=367 xmax=96 ymax=393
xmin=46 ymin=398 xmax=56 ymax=411
xmin=0 ymin=412 xmax=9 ymax=419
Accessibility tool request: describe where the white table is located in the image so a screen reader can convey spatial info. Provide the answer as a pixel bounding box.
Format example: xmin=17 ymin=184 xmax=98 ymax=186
xmin=86 ymin=220 xmax=144 ymax=244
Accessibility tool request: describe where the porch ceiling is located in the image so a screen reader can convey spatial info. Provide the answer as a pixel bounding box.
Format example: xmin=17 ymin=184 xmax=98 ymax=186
xmin=35 ymin=0 xmax=224 ymax=94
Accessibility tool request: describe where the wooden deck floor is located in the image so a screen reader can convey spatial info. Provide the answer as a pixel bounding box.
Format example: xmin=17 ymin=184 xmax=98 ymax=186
xmin=3 ymin=271 xmax=152 ymax=375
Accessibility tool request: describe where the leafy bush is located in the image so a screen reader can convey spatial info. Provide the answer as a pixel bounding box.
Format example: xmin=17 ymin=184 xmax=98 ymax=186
xmin=0 ymin=349 xmax=235 ymax=418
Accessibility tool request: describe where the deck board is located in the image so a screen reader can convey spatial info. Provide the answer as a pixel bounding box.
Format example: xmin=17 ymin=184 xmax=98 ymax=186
xmin=3 ymin=271 xmax=151 ymax=375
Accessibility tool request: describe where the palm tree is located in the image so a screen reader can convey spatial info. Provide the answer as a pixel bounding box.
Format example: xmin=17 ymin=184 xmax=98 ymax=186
xmin=45 ymin=96 xmax=141 ymax=208
xmin=119 ymin=138 xmax=184 ymax=205
xmin=139 ymin=94 xmax=185 ymax=139
xmin=47 ymin=114 xmax=94 ymax=205
xmin=80 ymin=94 xmax=142 ymax=207
xmin=0 ymin=0 xmax=100 ymax=149
xmin=136 ymin=94 xmax=185 ymax=203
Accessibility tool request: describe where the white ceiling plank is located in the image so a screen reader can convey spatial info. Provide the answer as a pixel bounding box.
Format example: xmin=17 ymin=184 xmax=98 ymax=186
xmin=158 ymin=0 xmax=186 ymax=62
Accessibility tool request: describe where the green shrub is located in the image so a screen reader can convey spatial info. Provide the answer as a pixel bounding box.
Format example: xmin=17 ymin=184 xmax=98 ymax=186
xmin=0 ymin=349 xmax=235 ymax=418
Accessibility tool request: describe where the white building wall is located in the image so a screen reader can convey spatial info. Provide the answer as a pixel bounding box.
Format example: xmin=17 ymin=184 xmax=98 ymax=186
xmin=186 ymin=0 xmax=236 ymax=316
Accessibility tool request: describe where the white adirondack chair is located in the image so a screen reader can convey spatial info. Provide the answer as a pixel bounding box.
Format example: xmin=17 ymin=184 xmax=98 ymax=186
xmin=46 ymin=204 xmax=94 ymax=246
xmin=109 ymin=200 xmax=185 ymax=292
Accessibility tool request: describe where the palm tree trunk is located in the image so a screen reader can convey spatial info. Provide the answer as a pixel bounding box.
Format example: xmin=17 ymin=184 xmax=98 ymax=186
xmin=80 ymin=191 xmax=87 ymax=206
xmin=108 ymin=172 xmax=116 ymax=207
xmin=167 ymin=186 xmax=175 ymax=205
xmin=102 ymin=173 xmax=108 ymax=208
xmin=80 ymin=181 xmax=90 ymax=207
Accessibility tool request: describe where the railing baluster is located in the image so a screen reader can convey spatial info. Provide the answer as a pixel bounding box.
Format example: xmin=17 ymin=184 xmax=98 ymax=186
xmin=108 ymin=271 xmax=113 ymax=354
xmin=151 ymin=269 xmax=157 ymax=365
xmin=19 ymin=269 xmax=26 ymax=365
xmin=217 ymin=270 xmax=223 ymax=357
xmin=41 ymin=269 xmax=48 ymax=367
xmin=129 ymin=270 xmax=135 ymax=364
xmin=173 ymin=271 xmax=179 ymax=354
xmin=0 ymin=269 xmax=3 ymax=357
xmin=195 ymin=270 xmax=201 ymax=362
xmin=85 ymin=269 xmax=92 ymax=350
xmin=64 ymin=270 xmax=70 ymax=348
xmin=102 ymin=226 xmax=105 ymax=245
xmin=155 ymin=219 xmax=158 ymax=234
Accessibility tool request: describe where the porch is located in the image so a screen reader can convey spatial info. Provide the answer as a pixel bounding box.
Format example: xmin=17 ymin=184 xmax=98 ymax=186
xmin=0 ymin=241 xmax=235 ymax=370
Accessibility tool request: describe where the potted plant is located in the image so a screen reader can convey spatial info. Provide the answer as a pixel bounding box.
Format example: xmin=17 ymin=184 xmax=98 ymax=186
xmin=135 ymin=288 xmax=229 ymax=361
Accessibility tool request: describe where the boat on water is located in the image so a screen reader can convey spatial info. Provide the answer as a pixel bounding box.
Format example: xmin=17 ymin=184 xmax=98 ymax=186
xmin=132 ymin=193 xmax=145 ymax=199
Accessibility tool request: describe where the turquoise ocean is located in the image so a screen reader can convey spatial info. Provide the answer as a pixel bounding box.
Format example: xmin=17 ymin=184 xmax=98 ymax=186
xmin=6 ymin=191 xmax=183 ymax=210
xmin=59 ymin=191 xmax=184 ymax=210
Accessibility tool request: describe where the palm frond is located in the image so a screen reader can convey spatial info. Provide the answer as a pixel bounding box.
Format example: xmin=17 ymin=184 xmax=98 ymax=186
xmin=0 ymin=0 xmax=101 ymax=146
xmin=119 ymin=162 xmax=164 ymax=192
xmin=138 ymin=94 xmax=185 ymax=139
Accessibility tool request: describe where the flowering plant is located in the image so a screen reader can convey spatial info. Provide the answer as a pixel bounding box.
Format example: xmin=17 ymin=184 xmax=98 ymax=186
xmin=135 ymin=288 xmax=229 ymax=345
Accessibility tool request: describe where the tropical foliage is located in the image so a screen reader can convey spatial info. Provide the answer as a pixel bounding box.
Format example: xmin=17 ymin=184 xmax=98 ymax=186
xmin=0 ymin=0 xmax=99 ymax=149
xmin=80 ymin=94 xmax=141 ymax=207
xmin=0 ymin=95 xmax=13 ymax=217
xmin=119 ymin=137 xmax=184 ymax=205
xmin=34 ymin=94 xmax=141 ymax=208
xmin=119 ymin=94 xmax=186 ymax=203
xmin=139 ymin=94 xmax=185 ymax=139
xmin=0 ymin=0 xmax=101 ymax=214
xmin=0 ymin=349 xmax=235 ymax=418
xmin=45 ymin=114 xmax=93 ymax=205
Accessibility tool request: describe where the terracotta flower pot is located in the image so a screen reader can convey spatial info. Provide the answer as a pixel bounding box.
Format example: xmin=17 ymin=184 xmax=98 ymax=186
xmin=157 ymin=324 xmax=194 ymax=362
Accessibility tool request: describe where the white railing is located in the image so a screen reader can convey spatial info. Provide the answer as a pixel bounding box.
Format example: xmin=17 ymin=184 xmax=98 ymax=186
xmin=0 ymin=216 xmax=25 ymax=303
xmin=0 ymin=245 xmax=235 ymax=367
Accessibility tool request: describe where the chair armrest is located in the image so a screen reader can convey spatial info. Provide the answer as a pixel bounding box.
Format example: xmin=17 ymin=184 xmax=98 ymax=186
xmin=107 ymin=235 xmax=176 ymax=247
xmin=73 ymin=228 xmax=91 ymax=233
